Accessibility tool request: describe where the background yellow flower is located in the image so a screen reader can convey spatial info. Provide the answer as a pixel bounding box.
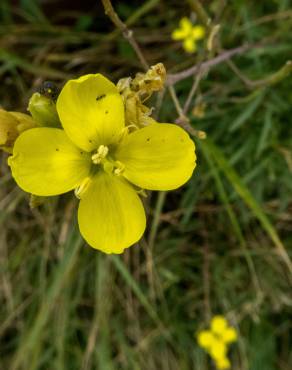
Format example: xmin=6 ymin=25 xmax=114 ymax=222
xmin=197 ymin=315 xmax=237 ymax=369
xmin=172 ymin=17 xmax=205 ymax=53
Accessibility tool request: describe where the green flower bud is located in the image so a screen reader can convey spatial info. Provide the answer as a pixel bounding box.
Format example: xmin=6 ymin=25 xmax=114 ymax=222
xmin=28 ymin=92 xmax=61 ymax=127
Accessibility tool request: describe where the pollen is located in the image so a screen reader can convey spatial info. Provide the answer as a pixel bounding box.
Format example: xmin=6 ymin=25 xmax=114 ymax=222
xmin=91 ymin=145 xmax=109 ymax=164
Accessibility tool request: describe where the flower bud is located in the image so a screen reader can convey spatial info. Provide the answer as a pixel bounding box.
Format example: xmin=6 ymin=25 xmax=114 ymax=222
xmin=28 ymin=92 xmax=60 ymax=127
xmin=0 ymin=109 xmax=36 ymax=153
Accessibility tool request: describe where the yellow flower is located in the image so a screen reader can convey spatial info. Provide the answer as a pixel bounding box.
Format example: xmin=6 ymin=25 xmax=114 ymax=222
xmin=172 ymin=17 xmax=205 ymax=53
xmin=8 ymin=74 xmax=196 ymax=253
xmin=197 ymin=315 xmax=237 ymax=370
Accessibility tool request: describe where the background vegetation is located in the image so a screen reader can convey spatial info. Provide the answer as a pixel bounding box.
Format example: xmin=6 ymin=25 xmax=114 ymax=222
xmin=0 ymin=0 xmax=291 ymax=369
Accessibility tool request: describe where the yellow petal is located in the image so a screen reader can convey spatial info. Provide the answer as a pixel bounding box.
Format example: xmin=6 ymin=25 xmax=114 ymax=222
xmin=78 ymin=172 xmax=146 ymax=253
xmin=221 ymin=328 xmax=237 ymax=343
xmin=211 ymin=316 xmax=228 ymax=334
xmin=116 ymin=123 xmax=196 ymax=191
xmin=172 ymin=29 xmax=188 ymax=40
xmin=183 ymin=38 xmax=197 ymax=53
xmin=8 ymin=128 xmax=91 ymax=196
xmin=0 ymin=109 xmax=19 ymax=149
xmin=192 ymin=25 xmax=206 ymax=40
xmin=216 ymin=356 xmax=231 ymax=370
xmin=56 ymin=74 xmax=125 ymax=152
xmin=197 ymin=330 xmax=215 ymax=349
xmin=209 ymin=339 xmax=227 ymax=360
xmin=180 ymin=17 xmax=193 ymax=33
xmin=9 ymin=112 xmax=37 ymax=132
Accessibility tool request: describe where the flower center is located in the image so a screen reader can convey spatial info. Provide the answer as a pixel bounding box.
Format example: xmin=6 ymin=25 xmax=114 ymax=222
xmin=91 ymin=145 xmax=109 ymax=164
xmin=91 ymin=144 xmax=125 ymax=177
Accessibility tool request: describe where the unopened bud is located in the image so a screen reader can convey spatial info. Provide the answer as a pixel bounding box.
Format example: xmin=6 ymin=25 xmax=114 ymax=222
xmin=28 ymin=92 xmax=60 ymax=127
xmin=196 ymin=130 xmax=207 ymax=139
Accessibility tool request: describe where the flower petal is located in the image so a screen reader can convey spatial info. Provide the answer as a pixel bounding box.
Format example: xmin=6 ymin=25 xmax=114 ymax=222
xmin=183 ymin=38 xmax=197 ymax=53
xmin=180 ymin=17 xmax=193 ymax=33
xmin=192 ymin=25 xmax=205 ymax=40
xmin=8 ymin=128 xmax=91 ymax=196
xmin=172 ymin=29 xmax=188 ymax=40
xmin=211 ymin=316 xmax=228 ymax=334
xmin=116 ymin=123 xmax=196 ymax=190
xmin=56 ymin=74 xmax=125 ymax=152
xmin=78 ymin=172 xmax=146 ymax=253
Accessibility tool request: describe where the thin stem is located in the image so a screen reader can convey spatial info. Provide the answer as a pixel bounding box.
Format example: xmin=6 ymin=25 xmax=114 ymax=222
xmin=228 ymin=59 xmax=292 ymax=89
xmin=183 ymin=68 xmax=204 ymax=115
xmin=148 ymin=191 xmax=166 ymax=249
xmin=101 ymin=0 xmax=149 ymax=70
xmin=187 ymin=0 xmax=211 ymax=28
xmin=167 ymin=44 xmax=253 ymax=85
xmin=168 ymin=85 xmax=185 ymax=120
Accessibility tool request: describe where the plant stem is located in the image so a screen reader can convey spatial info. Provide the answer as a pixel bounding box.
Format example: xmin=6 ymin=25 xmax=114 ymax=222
xmin=187 ymin=0 xmax=211 ymax=27
xmin=101 ymin=0 xmax=149 ymax=70
xmin=167 ymin=44 xmax=253 ymax=85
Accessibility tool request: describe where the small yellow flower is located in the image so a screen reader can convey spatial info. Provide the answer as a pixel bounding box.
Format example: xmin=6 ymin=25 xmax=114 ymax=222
xmin=197 ymin=315 xmax=237 ymax=370
xmin=172 ymin=17 xmax=205 ymax=53
xmin=8 ymin=74 xmax=196 ymax=253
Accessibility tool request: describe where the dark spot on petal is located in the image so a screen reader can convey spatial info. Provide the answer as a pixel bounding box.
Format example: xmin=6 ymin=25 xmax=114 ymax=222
xmin=96 ymin=94 xmax=106 ymax=101
xmin=56 ymin=148 xmax=59 ymax=151
xmin=89 ymin=140 xmax=92 ymax=143
xmin=146 ymin=137 xmax=150 ymax=142
xmin=80 ymin=151 xmax=84 ymax=154
xmin=105 ymin=110 xmax=109 ymax=114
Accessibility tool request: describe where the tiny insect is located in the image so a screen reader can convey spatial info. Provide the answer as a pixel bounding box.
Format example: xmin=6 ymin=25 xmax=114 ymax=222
xmin=96 ymin=94 xmax=106 ymax=101
xmin=38 ymin=81 xmax=59 ymax=101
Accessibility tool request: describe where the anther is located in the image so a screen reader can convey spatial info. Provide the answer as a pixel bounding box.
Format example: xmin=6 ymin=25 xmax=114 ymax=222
xmin=91 ymin=145 xmax=109 ymax=164
xmin=113 ymin=161 xmax=125 ymax=176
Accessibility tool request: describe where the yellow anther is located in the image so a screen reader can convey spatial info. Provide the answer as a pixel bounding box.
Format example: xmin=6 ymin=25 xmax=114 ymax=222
xmin=91 ymin=145 xmax=109 ymax=164
xmin=113 ymin=161 xmax=125 ymax=176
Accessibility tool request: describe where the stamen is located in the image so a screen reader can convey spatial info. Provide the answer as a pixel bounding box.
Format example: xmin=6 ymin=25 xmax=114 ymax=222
xmin=91 ymin=145 xmax=109 ymax=164
xmin=113 ymin=161 xmax=125 ymax=176
xmin=75 ymin=177 xmax=91 ymax=199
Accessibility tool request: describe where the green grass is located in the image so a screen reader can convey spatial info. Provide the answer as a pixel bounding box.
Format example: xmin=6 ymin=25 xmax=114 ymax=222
xmin=0 ymin=1 xmax=292 ymax=369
